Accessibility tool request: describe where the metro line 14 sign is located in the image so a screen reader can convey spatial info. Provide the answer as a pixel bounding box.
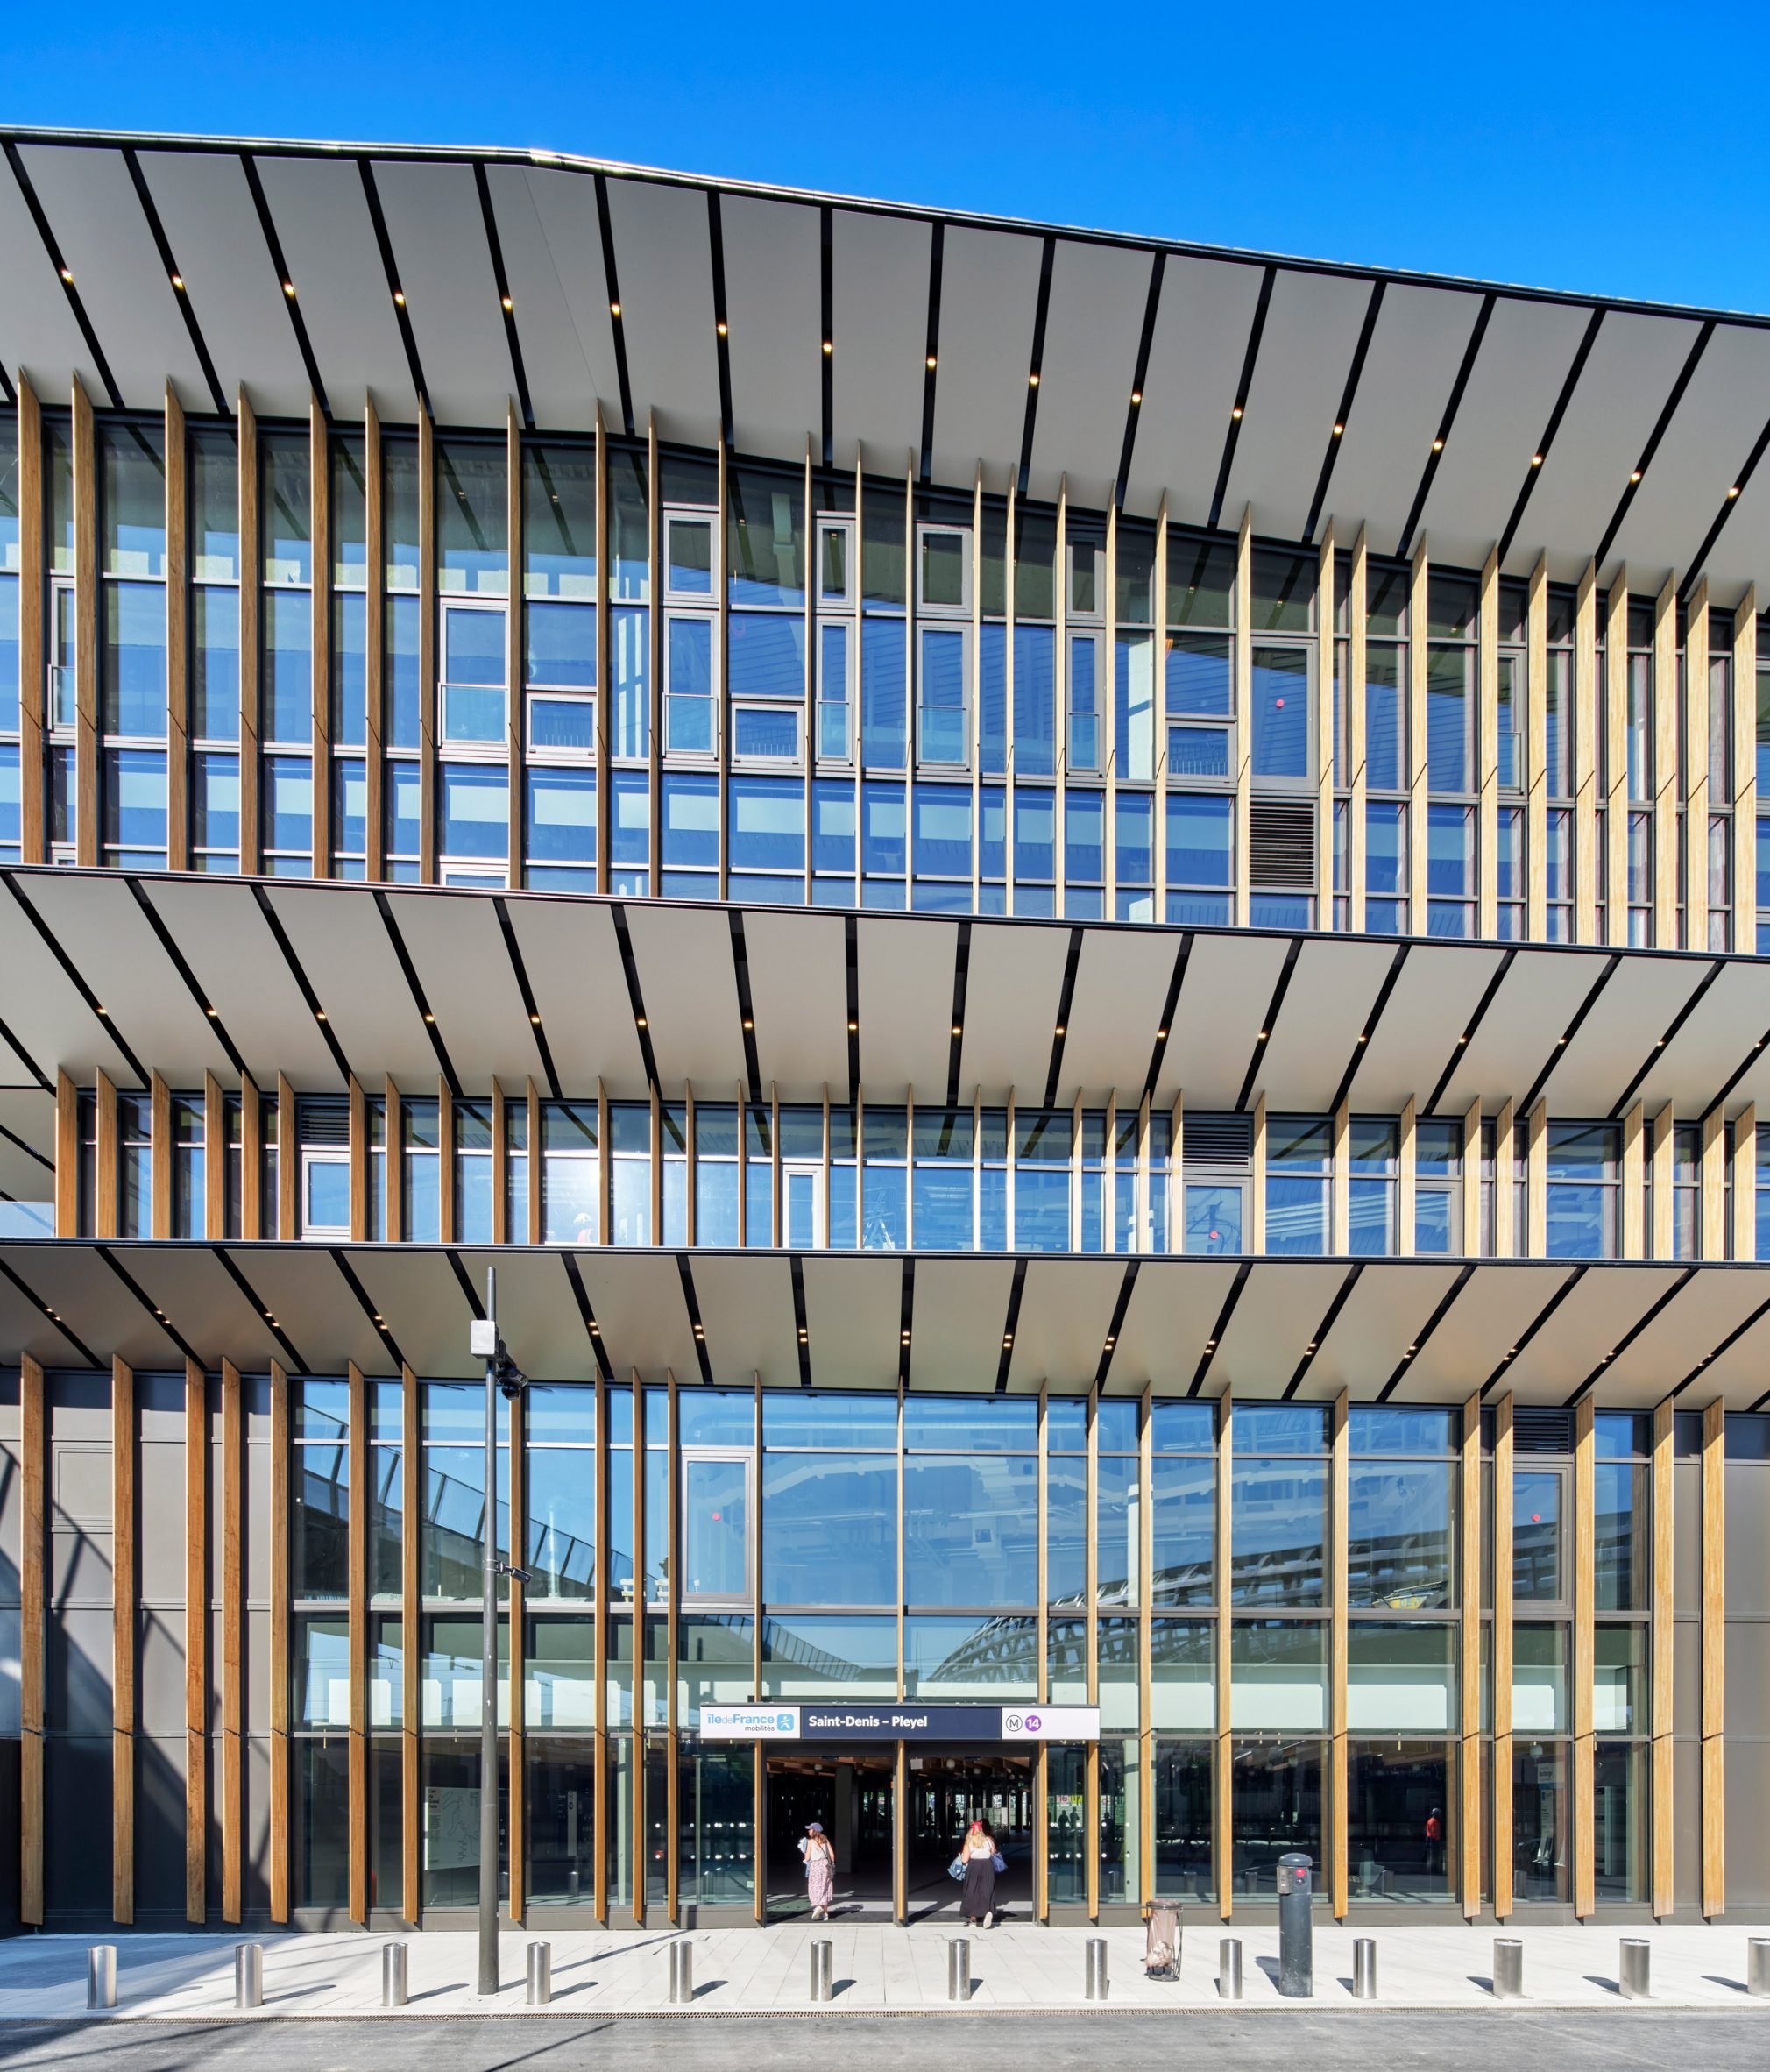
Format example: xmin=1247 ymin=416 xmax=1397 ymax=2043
xmin=699 ymin=1703 xmax=1101 ymax=1742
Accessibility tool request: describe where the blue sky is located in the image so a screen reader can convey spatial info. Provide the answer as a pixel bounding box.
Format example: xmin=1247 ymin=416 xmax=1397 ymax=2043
xmin=7 ymin=1 xmax=1766 ymax=315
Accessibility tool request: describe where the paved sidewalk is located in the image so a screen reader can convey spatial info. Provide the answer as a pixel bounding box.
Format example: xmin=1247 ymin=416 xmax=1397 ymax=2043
xmin=1 ymin=1919 xmax=1767 ymax=2019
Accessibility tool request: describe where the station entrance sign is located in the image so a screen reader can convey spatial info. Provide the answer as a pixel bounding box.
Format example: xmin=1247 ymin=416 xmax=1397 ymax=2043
xmin=700 ymin=1702 xmax=1101 ymax=1741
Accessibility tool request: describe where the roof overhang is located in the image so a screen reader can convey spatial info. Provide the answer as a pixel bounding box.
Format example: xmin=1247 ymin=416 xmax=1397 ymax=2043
xmin=4 ymin=129 xmax=1770 ymax=598
xmin=0 ymin=1241 xmax=1757 ymax=1412
xmin=2 ymin=869 xmax=1768 ymax=1130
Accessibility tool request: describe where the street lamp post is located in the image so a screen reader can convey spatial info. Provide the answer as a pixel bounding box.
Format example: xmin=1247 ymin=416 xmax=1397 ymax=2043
xmin=471 ymin=1267 xmax=527 ymax=1997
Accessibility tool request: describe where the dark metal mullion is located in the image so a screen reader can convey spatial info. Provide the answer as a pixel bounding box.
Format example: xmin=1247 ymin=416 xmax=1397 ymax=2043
xmin=446 ymin=1252 xmax=486 ymax=1320
xmin=4 ymin=138 xmax=124 ymax=408
xmin=1700 ymin=1026 xmax=1770 ymax=1129
xmin=123 ymin=146 xmax=228 ymax=415
xmin=473 ymin=160 xmax=533 ymax=434
xmin=239 ymin=152 xmax=329 ymax=416
xmin=595 ymin=174 xmax=634 ymax=438
xmin=917 ymin=222 xmax=945 ymax=486
xmin=1394 ymin=292 xmax=1497 ymax=558
xmin=358 ymin=159 xmax=429 ymax=416
xmin=1207 ymin=265 xmax=1275 ymax=533
xmin=1591 ymin=321 xmax=1717 ymax=570
xmin=1495 ymin=307 xmax=1605 ymax=564
xmin=1302 ymin=279 xmax=1385 ymax=545
xmin=374 ymin=893 xmax=459 ymax=1095
xmin=1112 ymin=252 xmax=1165 ymax=512
xmin=1016 ymin=237 xmax=1057 ymax=498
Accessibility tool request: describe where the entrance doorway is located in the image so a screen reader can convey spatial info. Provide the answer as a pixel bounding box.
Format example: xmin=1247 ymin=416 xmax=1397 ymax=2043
xmin=762 ymin=1748 xmax=1037 ymax=1923
xmin=765 ymin=1751 xmax=895 ymax=1919
xmin=905 ymin=1752 xmax=1033 ymax=1922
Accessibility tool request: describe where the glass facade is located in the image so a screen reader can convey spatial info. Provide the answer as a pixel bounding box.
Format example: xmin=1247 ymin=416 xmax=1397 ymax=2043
xmin=273 ymin=1382 xmax=1660 ymax=1923
xmin=0 ymin=398 xmax=1745 ymax=953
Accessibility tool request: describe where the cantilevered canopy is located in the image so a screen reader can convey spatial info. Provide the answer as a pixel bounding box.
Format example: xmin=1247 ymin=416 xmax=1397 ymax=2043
xmin=2 ymin=868 xmax=1769 ymax=1125
xmin=0 ymin=1240 xmax=1762 ymax=1412
xmin=4 ymin=129 xmax=1770 ymax=598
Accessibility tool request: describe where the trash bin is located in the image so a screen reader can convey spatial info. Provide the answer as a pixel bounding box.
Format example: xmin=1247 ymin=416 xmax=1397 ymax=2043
xmin=1144 ymin=1901 xmax=1182 ymax=1980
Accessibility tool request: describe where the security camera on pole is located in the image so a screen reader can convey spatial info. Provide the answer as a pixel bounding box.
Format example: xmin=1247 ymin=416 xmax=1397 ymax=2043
xmin=470 ymin=1269 xmax=530 ymax=1997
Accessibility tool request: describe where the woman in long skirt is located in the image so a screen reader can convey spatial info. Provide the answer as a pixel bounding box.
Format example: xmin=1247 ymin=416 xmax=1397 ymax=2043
xmin=802 ymin=1820 xmax=836 ymax=1921
xmin=958 ymin=1818 xmax=997 ymax=1927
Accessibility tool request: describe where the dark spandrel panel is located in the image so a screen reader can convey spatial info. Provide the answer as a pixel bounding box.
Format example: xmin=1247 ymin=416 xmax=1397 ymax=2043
xmin=1725 ymin=1412 xmax=1770 ymax=1459
xmin=44 ymin=1736 xmax=111 ymax=1916
xmin=903 ymin=1394 xmax=1037 ymax=1452
xmin=136 ymin=1731 xmax=188 ymax=1918
xmin=1234 ymin=1403 xmax=1330 ymax=1454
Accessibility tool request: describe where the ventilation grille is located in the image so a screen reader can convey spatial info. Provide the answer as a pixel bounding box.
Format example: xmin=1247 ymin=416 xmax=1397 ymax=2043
xmin=1512 ymin=1407 xmax=1575 ymax=1454
xmin=1185 ymin=1112 xmax=1253 ymax=1167
xmin=1249 ymin=798 xmax=1317 ymax=887
xmin=295 ymin=1095 xmax=350 ymax=1147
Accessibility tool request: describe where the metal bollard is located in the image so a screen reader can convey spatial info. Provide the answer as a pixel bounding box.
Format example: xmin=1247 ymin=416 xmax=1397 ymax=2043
xmin=1084 ymin=1937 xmax=1108 ymax=2003
xmin=1219 ymin=1936 xmax=1243 ymax=2000
xmin=948 ymin=1936 xmax=971 ymax=2003
xmin=234 ymin=1942 xmax=264 ymax=2011
xmin=669 ymin=1939 xmax=694 ymax=2005
xmin=1276 ymin=1851 xmax=1313 ymax=1997
xmin=527 ymin=1941 xmax=552 ymax=2007
xmin=810 ymin=1940 xmax=833 ymax=2004
xmin=87 ymin=1945 xmax=117 ymax=2012
xmin=1352 ymin=1937 xmax=1377 ymax=2001
xmin=1492 ymin=1936 xmax=1524 ymax=2000
xmin=381 ymin=1942 xmax=408 ymax=2009
xmin=1749 ymin=1938 xmax=1770 ymax=1998
xmin=1618 ymin=1938 xmax=1650 ymax=2001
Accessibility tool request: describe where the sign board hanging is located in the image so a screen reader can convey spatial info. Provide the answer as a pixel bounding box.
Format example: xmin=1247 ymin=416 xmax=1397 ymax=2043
xmin=699 ymin=1702 xmax=1101 ymax=1742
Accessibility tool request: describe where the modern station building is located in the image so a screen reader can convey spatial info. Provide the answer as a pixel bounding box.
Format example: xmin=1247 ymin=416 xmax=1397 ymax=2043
xmin=4 ymin=126 xmax=1770 ymax=1938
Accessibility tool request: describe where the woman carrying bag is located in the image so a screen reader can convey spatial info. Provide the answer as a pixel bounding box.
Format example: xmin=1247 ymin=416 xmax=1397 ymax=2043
xmin=800 ymin=1820 xmax=836 ymax=1921
xmin=951 ymin=1818 xmax=1002 ymax=1928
